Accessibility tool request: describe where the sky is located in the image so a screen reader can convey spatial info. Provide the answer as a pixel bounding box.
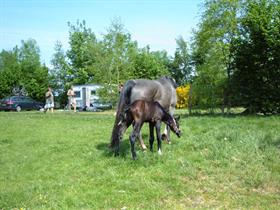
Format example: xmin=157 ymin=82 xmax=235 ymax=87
xmin=0 ymin=0 xmax=204 ymax=66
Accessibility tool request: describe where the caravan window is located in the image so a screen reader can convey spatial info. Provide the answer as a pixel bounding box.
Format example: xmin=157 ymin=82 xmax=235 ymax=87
xmin=91 ymin=90 xmax=97 ymax=95
xmin=74 ymin=91 xmax=81 ymax=98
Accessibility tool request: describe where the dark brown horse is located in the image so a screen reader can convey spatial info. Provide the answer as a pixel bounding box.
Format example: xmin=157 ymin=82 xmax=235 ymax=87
xmin=110 ymin=76 xmax=178 ymax=152
xmin=119 ymin=100 xmax=181 ymax=159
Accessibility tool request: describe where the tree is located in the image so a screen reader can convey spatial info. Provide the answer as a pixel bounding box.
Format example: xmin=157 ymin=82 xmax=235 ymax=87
xmin=100 ymin=18 xmax=138 ymax=84
xmin=0 ymin=39 xmax=49 ymax=101
xmin=169 ymin=36 xmax=192 ymax=85
xmin=133 ymin=47 xmax=169 ymax=79
xmin=50 ymin=41 xmax=71 ymax=105
xmin=0 ymin=49 xmax=21 ymax=98
xmin=232 ymin=0 xmax=280 ymax=114
xmin=67 ymin=20 xmax=97 ymax=84
xmin=18 ymin=39 xmax=49 ymax=101
xmin=191 ymin=0 xmax=241 ymax=112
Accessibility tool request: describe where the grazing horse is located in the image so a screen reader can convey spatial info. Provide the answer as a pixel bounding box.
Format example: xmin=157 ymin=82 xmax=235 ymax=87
xmin=120 ymin=100 xmax=181 ymax=159
xmin=110 ymin=76 xmax=177 ymax=153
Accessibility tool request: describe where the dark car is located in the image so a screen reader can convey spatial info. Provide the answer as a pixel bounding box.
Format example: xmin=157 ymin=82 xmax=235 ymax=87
xmin=0 ymin=96 xmax=44 ymax=112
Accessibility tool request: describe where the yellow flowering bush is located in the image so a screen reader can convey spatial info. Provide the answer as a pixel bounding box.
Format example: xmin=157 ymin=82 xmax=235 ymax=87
xmin=176 ymin=84 xmax=191 ymax=109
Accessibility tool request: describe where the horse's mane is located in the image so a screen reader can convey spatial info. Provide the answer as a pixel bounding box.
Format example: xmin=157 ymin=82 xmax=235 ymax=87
xmin=157 ymin=76 xmax=178 ymax=89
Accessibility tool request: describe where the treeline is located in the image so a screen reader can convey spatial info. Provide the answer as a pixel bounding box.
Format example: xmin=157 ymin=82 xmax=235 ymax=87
xmin=0 ymin=0 xmax=279 ymax=114
xmin=192 ymin=0 xmax=280 ymax=114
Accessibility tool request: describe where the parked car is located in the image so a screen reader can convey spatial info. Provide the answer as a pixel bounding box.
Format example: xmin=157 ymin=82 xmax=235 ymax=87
xmin=79 ymin=100 xmax=113 ymax=112
xmin=90 ymin=99 xmax=113 ymax=110
xmin=0 ymin=96 xmax=44 ymax=112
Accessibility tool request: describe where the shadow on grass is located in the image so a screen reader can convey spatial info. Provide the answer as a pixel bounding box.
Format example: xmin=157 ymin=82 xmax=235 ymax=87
xmin=96 ymin=140 xmax=131 ymax=158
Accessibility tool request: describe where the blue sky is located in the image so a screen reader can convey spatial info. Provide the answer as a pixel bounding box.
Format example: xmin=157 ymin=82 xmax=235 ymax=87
xmin=0 ymin=0 xmax=203 ymax=66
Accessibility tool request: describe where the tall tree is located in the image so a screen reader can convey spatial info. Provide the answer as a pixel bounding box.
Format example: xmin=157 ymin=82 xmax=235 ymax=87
xmin=169 ymin=36 xmax=192 ymax=85
xmin=232 ymin=0 xmax=280 ymax=114
xmin=192 ymin=0 xmax=241 ymax=112
xmin=50 ymin=41 xmax=71 ymax=105
xmin=100 ymin=18 xmax=138 ymax=84
xmin=133 ymin=46 xmax=169 ymax=79
xmin=0 ymin=49 xmax=21 ymax=98
xmin=0 ymin=39 xmax=49 ymax=101
xmin=18 ymin=39 xmax=49 ymax=101
xmin=67 ymin=20 xmax=97 ymax=84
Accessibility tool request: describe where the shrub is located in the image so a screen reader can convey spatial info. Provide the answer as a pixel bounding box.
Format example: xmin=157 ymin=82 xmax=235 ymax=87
xmin=176 ymin=84 xmax=191 ymax=109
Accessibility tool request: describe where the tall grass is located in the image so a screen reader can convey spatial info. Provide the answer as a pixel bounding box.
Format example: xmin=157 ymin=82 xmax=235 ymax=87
xmin=0 ymin=111 xmax=279 ymax=209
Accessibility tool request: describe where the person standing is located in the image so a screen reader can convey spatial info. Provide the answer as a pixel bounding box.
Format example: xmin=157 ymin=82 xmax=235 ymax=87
xmin=67 ymin=86 xmax=76 ymax=112
xmin=44 ymin=87 xmax=54 ymax=113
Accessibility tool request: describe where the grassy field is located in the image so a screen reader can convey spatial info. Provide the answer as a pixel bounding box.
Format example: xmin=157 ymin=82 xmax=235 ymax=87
xmin=0 ymin=110 xmax=279 ymax=209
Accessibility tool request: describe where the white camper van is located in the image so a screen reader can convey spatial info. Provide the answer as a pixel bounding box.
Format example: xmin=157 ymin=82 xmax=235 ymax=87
xmin=72 ymin=84 xmax=101 ymax=109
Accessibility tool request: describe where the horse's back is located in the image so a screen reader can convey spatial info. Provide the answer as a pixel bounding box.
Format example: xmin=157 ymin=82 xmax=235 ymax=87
xmin=129 ymin=100 xmax=162 ymax=122
xmin=129 ymin=79 xmax=175 ymax=110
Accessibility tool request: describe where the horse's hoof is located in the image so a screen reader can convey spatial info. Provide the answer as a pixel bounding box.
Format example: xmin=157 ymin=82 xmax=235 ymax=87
xmin=167 ymin=141 xmax=171 ymax=145
xmin=158 ymin=149 xmax=162 ymax=155
xmin=141 ymin=144 xmax=147 ymax=150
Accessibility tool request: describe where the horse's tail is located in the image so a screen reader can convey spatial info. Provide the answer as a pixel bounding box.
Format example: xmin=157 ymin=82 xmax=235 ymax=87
xmin=109 ymin=80 xmax=136 ymax=149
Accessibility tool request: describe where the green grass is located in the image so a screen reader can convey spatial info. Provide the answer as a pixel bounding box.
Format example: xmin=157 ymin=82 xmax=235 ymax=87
xmin=0 ymin=111 xmax=279 ymax=209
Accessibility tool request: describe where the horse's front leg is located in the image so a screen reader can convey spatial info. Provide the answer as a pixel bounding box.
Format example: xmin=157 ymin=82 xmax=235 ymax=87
xmin=162 ymin=106 xmax=175 ymax=144
xmin=114 ymin=122 xmax=128 ymax=156
xmin=162 ymin=125 xmax=171 ymax=144
xmin=130 ymin=123 xmax=141 ymax=160
xmin=149 ymin=123 xmax=155 ymax=152
xmin=155 ymin=121 xmax=162 ymax=155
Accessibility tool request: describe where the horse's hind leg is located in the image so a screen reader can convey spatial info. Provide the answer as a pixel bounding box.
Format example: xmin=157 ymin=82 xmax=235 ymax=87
xmin=132 ymin=122 xmax=147 ymax=150
xmin=149 ymin=123 xmax=155 ymax=152
xmin=138 ymin=131 xmax=147 ymax=150
xmin=155 ymin=121 xmax=163 ymax=155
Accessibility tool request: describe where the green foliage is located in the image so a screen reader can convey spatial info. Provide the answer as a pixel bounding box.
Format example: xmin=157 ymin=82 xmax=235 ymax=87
xmin=0 ymin=49 xmax=21 ymax=98
xmin=169 ymin=36 xmax=192 ymax=85
xmin=51 ymin=19 xmax=171 ymax=104
xmin=50 ymin=41 xmax=71 ymax=106
xmin=232 ymin=0 xmax=280 ymax=114
xmin=97 ymin=84 xmax=119 ymax=106
xmin=97 ymin=18 xmax=138 ymax=84
xmin=133 ymin=47 xmax=169 ymax=79
xmin=192 ymin=0 xmax=279 ymax=114
xmin=192 ymin=0 xmax=241 ymax=111
xmin=0 ymin=112 xmax=279 ymax=209
xmin=0 ymin=39 xmax=49 ymax=101
xmin=18 ymin=39 xmax=49 ymax=101
xmin=67 ymin=20 xmax=97 ymax=84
